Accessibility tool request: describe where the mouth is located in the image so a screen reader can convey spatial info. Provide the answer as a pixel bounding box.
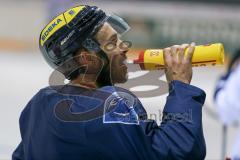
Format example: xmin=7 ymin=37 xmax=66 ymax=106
xmin=119 ymin=51 xmax=129 ymax=69
xmin=120 ymin=59 xmax=128 ymax=68
xmin=123 ymin=59 xmax=127 ymax=65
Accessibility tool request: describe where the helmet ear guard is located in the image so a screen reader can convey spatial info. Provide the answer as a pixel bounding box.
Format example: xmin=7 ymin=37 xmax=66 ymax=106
xmin=82 ymin=38 xmax=101 ymax=53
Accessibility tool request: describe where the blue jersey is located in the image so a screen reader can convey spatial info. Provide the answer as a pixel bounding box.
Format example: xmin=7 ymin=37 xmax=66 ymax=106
xmin=13 ymin=80 xmax=206 ymax=160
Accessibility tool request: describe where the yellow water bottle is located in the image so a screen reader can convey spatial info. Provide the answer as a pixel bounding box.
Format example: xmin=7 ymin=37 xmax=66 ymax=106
xmin=133 ymin=43 xmax=225 ymax=70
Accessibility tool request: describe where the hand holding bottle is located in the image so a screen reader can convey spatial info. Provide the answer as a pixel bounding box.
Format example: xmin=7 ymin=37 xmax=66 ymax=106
xmin=163 ymin=43 xmax=195 ymax=84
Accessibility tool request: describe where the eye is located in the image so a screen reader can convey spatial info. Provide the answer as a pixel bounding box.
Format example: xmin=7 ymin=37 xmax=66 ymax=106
xmin=103 ymin=34 xmax=119 ymax=52
xmin=104 ymin=41 xmax=117 ymax=51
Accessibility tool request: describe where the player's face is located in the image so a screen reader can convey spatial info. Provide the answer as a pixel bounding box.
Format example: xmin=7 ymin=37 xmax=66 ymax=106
xmin=95 ymin=23 xmax=129 ymax=84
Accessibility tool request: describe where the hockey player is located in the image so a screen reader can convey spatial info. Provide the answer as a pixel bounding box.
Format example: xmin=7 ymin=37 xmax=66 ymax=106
xmin=214 ymin=49 xmax=240 ymax=159
xmin=13 ymin=5 xmax=206 ymax=160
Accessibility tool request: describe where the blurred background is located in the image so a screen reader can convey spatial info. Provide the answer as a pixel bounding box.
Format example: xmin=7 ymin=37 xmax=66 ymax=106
xmin=0 ymin=0 xmax=240 ymax=159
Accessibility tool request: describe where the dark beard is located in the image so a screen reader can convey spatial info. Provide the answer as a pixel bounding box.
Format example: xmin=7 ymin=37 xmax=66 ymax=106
xmin=96 ymin=50 xmax=113 ymax=87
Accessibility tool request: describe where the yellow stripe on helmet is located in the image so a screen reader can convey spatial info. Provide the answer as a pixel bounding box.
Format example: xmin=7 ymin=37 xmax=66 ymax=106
xmin=40 ymin=14 xmax=66 ymax=46
xmin=40 ymin=6 xmax=86 ymax=46
xmin=64 ymin=6 xmax=86 ymax=24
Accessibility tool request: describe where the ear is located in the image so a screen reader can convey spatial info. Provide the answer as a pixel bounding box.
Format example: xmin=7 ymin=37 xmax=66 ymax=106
xmin=75 ymin=49 xmax=89 ymax=65
xmin=80 ymin=51 xmax=89 ymax=64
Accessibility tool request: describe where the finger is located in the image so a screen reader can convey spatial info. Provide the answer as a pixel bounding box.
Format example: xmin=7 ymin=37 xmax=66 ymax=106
xmin=171 ymin=45 xmax=179 ymax=54
xmin=163 ymin=47 xmax=172 ymax=66
xmin=185 ymin=42 xmax=195 ymax=62
xmin=179 ymin=44 xmax=190 ymax=62
xmin=171 ymin=45 xmax=180 ymax=60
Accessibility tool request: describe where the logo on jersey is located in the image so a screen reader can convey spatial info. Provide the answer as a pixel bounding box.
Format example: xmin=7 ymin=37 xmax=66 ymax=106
xmin=103 ymin=92 xmax=139 ymax=125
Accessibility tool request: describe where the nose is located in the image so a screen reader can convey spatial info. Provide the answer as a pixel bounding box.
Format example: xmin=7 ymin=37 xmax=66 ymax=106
xmin=120 ymin=50 xmax=128 ymax=59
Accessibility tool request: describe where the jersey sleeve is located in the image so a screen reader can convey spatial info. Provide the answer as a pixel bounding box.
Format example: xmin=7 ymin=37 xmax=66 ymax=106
xmin=138 ymin=80 xmax=206 ymax=160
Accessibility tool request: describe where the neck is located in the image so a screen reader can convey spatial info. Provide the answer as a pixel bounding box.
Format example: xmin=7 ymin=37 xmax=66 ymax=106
xmin=70 ymin=74 xmax=99 ymax=89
